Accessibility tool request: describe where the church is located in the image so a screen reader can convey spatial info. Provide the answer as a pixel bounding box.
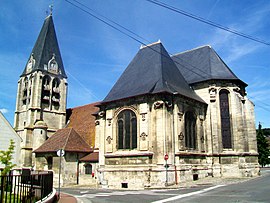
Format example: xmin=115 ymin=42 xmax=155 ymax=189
xmin=14 ymin=13 xmax=259 ymax=189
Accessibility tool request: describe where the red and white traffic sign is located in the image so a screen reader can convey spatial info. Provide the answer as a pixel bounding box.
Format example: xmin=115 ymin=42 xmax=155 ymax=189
xmin=164 ymin=154 xmax=168 ymax=160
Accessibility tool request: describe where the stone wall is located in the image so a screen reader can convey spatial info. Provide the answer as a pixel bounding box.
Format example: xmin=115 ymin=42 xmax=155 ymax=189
xmin=95 ymin=81 xmax=259 ymax=189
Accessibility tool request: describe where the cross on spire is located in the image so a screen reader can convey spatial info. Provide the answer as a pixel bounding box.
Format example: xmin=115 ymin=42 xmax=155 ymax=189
xmin=49 ymin=4 xmax=53 ymax=15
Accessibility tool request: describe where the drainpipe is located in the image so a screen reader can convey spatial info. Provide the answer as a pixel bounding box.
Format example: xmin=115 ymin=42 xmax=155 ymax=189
xmin=164 ymin=102 xmax=168 ymax=186
xmin=77 ymin=153 xmax=79 ymax=185
xmin=210 ymin=102 xmax=214 ymax=177
xmin=171 ymin=95 xmax=177 ymax=185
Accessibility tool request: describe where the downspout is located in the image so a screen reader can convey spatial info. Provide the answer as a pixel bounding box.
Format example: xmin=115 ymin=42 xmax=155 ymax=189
xmin=172 ymin=95 xmax=177 ymax=185
xmin=164 ymin=101 xmax=168 ymax=186
xmin=209 ymin=102 xmax=214 ymax=177
xmin=76 ymin=153 xmax=79 ymax=185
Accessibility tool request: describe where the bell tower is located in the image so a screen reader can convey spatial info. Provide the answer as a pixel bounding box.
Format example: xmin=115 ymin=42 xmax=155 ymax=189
xmin=14 ymin=13 xmax=68 ymax=167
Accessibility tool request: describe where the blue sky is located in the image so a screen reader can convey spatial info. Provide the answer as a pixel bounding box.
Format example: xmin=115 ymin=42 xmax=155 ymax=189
xmin=0 ymin=0 xmax=269 ymax=128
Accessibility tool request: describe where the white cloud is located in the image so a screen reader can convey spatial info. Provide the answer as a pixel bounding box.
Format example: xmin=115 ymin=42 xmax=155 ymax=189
xmin=207 ymin=3 xmax=269 ymax=63
xmin=0 ymin=108 xmax=8 ymax=114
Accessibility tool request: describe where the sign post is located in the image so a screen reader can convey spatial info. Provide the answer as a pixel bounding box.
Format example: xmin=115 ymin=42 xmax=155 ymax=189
xmin=164 ymin=154 xmax=169 ymax=186
xmin=57 ymin=149 xmax=65 ymax=199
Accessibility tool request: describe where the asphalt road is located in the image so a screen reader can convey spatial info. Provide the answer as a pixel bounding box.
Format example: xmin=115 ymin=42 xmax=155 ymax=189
xmin=61 ymin=169 xmax=270 ymax=203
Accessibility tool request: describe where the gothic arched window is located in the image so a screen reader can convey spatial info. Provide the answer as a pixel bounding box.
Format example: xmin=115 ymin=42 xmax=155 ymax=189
xmin=185 ymin=111 xmax=196 ymax=149
xmin=22 ymin=77 xmax=28 ymax=105
xmin=51 ymin=78 xmax=60 ymax=105
xmin=117 ymin=110 xmax=137 ymax=149
xmin=41 ymin=75 xmax=51 ymax=105
xmin=219 ymin=89 xmax=232 ymax=149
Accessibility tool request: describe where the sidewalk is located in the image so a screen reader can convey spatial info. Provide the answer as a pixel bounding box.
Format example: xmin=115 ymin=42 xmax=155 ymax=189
xmin=58 ymin=192 xmax=77 ymax=203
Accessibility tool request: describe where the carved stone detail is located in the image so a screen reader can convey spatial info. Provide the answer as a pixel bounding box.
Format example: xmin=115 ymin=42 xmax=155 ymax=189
xmin=140 ymin=113 xmax=146 ymax=121
xmin=154 ymin=101 xmax=164 ymax=109
xmin=107 ymin=118 xmax=112 ymax=126
xmin=98 ymin=111 xmax=105 ymax=118
xmin=178 ymin=132 xmax=184 ymax=140
xmin=178 ymin=112 xmax=183 ymax=121
xmin=140 ymin=132 xmax=148 ymax=141
xmin=106 ymin=136 xmax=112 ymax=144
xmin=48 ymin=53 xmax=58 ymax=74
xmin=201 ymin=135 xmax=204 ymax=143
xmin=178 ymin=132 xmax=185 ymax=150
xmin=27 ymin=53 xmax=35 ymax=72
xmin=209 ymin=86 xmax=217 ymax=102
xmin=165 ymin=101 xmax=172 ymax=108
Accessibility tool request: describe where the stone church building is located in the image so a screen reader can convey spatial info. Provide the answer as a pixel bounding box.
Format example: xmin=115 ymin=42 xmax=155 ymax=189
xmin=14 ymin=14 xmax=259 ymax=189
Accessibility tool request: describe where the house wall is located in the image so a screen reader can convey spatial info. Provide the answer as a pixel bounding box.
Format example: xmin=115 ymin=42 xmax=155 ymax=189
xmin=79 ymin=162 xmax=98 ymax=187
xmin=0 ymin=112 xmax=22 ymax=168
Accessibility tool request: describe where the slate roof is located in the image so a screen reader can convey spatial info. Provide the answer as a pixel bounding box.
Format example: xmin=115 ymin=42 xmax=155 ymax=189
xmin=66 ymin=102 xmax=100 ymax=147
xmin=21 ymin=14 xmax=67 ymax=78
xmin=103 ymin=42 xmax=205 ymax=104
xmin=171 ymin=45 xmax=247 ymax=86
xmin=34 ymin=128 xmax=92 ymax=153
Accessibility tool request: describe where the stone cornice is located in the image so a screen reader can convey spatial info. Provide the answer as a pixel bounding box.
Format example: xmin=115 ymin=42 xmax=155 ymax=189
xmin=105 ymin=151 xmax=153 ymax=158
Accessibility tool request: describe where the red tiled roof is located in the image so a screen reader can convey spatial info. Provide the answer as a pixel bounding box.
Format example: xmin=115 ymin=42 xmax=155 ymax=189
xmin=34 ymin=128 xmax=93 ymax=153
xmin=80 ymin=152 xmax=99 ymax=162
xmin=66 ymin=102 xmax=100 ymax=147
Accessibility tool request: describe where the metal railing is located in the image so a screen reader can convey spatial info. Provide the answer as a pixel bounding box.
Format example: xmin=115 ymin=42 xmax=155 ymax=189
xmin=0 ymin=170 xmax=54 ymax=203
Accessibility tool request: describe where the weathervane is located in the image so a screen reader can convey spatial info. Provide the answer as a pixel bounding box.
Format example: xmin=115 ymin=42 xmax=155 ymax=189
xmin=49 ymin=4 xmax=53 ymax=15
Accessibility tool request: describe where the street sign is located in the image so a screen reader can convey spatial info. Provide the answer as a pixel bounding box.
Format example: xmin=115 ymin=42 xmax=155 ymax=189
xmin=57 ymin=149 xmax=65 ymax=157
xmin=164 ymin=154 xmax=168 ymax=161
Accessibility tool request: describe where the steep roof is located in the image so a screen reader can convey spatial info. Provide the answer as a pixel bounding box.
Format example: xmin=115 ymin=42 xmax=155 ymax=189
xmin=103 ymin=42 xmax=205 ymax=104
xmin=66 ymin=102 xmax=100 ymax=147
xmin=171 ymin=45 xmax=247 ymax=86
xmin=21 ymin=14 xmax=67 ymax=78
xmin=34 ymin=128 xmax=92 ymax=153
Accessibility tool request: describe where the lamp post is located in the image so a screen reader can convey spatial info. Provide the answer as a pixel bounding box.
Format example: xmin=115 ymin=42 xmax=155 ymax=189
xmin=57 ymin=149 xmax=65 ymax=199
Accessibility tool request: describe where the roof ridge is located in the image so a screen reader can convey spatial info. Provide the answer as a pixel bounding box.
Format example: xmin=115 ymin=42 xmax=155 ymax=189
xmin=172 ymin=45 xmax=211 ymax=57
xmin=35 ymin=16 xmax=50 ymax=70
xmin=207 ymin=45 xmax=213 ymax=77
xmin=102 ymin=42 xmax=205 ymax=103
xmin=63 ymin=127 xmax=73 ymax=149
xmin=68 ymin=101 xmax=101 ymax=110
xmin=210 ymin=48 xmax=239 ymax=78
xmin=159 ymin=43 xmax=167 ymax=92
xmin=140 ymin=40 xmax=161 ymax=49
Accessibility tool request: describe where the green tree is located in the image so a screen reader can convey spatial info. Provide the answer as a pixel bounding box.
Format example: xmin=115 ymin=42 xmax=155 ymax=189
xmin=0 ymin=139 xmax=17 ymax=202
xmin=257 ymin=123 xmax=270 ymax=167
xmin=0 ymin=139 xmax=16 ymax=176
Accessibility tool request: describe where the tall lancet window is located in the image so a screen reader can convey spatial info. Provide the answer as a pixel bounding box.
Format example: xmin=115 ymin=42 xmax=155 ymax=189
xmin=185 ymin=111 xmax=196 ymax=149
xmin=41 ymin=75 xmax=51 ymax=107
xmin=219 ymin=89 xmax=232 ymax=149
xmin=117 ymin=110 xmax=137 ymax=149
xmin=22 ymin=77 xmax=28 ymax=105
xmin=52 ymin=78 xmax=60 ymax=107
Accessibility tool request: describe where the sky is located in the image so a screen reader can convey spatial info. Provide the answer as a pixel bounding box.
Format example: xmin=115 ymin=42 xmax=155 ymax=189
xmin=0 ymin=0 xmax=270 ymax=128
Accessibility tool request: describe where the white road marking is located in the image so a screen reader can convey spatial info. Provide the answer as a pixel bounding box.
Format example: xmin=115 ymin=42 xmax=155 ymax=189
xmin=80 ymin=190 xmax=90 ymax=194
xmin=151 ymin=185 xmax=225 ymax=203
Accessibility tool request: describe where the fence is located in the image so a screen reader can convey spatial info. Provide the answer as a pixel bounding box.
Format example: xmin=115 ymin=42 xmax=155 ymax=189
xmin=0 ymin=170 xmax=54 ymax=203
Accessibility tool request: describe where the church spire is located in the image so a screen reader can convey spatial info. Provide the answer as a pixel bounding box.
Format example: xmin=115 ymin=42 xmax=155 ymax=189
xmin=21 ymin=14 xmax=67 ymax=78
